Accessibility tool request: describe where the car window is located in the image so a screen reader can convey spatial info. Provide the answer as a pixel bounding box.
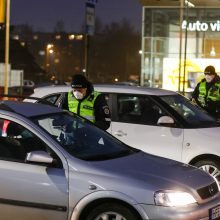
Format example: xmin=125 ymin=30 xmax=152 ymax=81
xmin=33 ymin=112 xmax=137 ymax=161
xmin=43 ymin=94 xmax=61 ymax=105
xmin=117 ymin=95 xmax=167 ymax=125
xmin=0 ymin=119 xmax=58 ymax=164
xmin=160 ymin=95 xmax=219 ymax=127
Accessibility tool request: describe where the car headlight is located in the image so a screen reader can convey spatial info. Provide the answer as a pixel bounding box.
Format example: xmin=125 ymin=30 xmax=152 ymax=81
xmin=154 ymin=190 xmax=197 ymax=207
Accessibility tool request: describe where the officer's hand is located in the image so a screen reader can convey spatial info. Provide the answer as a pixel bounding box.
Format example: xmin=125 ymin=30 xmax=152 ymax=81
xmin=191 ymin=98 xmax=196 ymax=103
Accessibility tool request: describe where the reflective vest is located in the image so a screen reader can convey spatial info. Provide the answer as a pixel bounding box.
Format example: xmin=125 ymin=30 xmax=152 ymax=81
xmin=68 ymin=91 xmax=100 ymax=123
xmin=198 ymin=81 xmax=220 ymax=107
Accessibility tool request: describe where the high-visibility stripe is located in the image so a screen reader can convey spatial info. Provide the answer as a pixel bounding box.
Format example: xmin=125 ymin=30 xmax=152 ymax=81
xmin=0 ymin=0 xmax=5 ymax=23
xmin=84 ymin=116 xmax=95 ymax=120
xmin=68 ymin=91 xmax=100 ymax=123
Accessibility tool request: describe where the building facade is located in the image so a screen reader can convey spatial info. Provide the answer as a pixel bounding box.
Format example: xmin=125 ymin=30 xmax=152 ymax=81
xmin=11 ymin=26 xmax=84 ymax=84
xmin=139 ymin=0 xmax=220 ymax=92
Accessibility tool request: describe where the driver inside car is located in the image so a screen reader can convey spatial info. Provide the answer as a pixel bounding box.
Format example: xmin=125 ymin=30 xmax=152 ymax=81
xmin=52 ymin=118 xmax=75 ymax=146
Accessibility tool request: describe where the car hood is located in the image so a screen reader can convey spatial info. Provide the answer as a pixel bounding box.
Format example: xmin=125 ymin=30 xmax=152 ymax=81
xmin=68 ymin=151 xmax=214 ymax=197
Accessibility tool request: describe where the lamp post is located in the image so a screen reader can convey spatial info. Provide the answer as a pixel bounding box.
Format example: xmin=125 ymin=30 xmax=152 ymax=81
xmin=45 ymin=44 xmax=54 ymax=77
xmin=85 ymin=0 xmax=97 ymax=79
xmin=0 ymin=0 xmax=6 ymax=23
xmin=4 ymin=0 xmax=10 ymax=95
xmin=178 ymin=0 xmax=184 ymax=93
xmin=182 ymin=0 xmax=189 ymax=95
xmin=182 ymin=0 xmax=195 ymax=95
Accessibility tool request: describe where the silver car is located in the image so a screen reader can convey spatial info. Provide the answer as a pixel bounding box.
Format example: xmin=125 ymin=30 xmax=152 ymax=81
xmin=0 ymin=100 xmax=219 ymax=220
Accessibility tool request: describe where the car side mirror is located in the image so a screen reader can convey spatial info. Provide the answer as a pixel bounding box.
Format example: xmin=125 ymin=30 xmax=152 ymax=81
xmin=26 ymin=151 xmax=53 ymax=164
xmin=157 ymin=116 xmax=175 ymax=127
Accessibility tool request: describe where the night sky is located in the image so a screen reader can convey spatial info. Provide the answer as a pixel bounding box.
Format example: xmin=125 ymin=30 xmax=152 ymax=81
xmin=11 ymin=0 xmax=142 ymax=32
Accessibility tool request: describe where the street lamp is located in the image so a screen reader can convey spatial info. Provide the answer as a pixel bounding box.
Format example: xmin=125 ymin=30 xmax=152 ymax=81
xmin=49 ymin=49 xmax=54 ymax=54
xmin=47 ymin=44 xmax=53 ymax=50
xmin=45 ymin=44 xmax=54 ymax=76
xmin=4 ymin=0 xmax=11 ymax=95
xmin=182 ymin=0 xmax=195 ymax=95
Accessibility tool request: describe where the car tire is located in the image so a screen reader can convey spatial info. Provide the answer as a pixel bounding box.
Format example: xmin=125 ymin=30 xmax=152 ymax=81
xmin=194 ymin=159 xmax=220 ymax=184
xmin=86 ymin=202 xmax=140 ymax=220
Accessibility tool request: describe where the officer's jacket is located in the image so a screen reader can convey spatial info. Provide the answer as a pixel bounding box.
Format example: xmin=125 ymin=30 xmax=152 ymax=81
xmin=64 ymin=90 xmax=111 ymax=130
xmin=197 ymin=79 xmax=220 ymax=107
xmin=68 ymin=90 xmax=100 ymax=122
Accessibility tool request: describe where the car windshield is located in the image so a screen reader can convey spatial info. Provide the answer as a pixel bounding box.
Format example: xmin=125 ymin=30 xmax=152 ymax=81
xmin=32 ymin=112 xmax=137 ymax=161
xmin=160 ymin=95 xmax=220 ymax=128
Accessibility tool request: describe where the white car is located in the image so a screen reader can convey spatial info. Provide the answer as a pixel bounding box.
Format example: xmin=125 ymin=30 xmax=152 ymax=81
xmin=28 ymin=84 xmax=220 ymax=184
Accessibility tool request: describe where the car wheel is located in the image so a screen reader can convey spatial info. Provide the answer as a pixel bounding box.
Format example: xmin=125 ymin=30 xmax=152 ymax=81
xmin=86 ymin=202 xmax=140 ymax=220
xmin=194 ymin=159 xmax=220 ymax=185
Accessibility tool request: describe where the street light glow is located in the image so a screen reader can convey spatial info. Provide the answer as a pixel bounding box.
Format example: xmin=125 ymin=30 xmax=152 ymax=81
xmin=49 ymin=49 xmax=54 ymax=54
xmin=47 ymin=44 xmax=53 ymax=49
xmin=69 ymin=34 xmax=75 ymax=40
xmin=55 ymin=35 xmax=61 ymax=40
xmin=76 ymin=34 xmax=83 ymax=40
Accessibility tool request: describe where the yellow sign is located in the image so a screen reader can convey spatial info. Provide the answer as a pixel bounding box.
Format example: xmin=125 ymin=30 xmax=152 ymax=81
xmin=163 ymin=58 xmax=220 ymax=92
xmin=0 ymin=0 xmax=5 ymax=23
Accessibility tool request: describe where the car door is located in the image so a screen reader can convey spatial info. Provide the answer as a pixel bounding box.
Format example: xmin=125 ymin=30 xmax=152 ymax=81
xmin=110 ymin=94 xmax=184 ymax=161
xmin=0 ymin=118 xmax=68 ymax=220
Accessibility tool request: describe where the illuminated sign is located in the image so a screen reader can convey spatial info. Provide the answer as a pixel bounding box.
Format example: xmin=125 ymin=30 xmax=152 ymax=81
xmin=162 ymin=58 xmax=220 ymax=92
xmin=182 ymin=20 xmax=220 ymax=32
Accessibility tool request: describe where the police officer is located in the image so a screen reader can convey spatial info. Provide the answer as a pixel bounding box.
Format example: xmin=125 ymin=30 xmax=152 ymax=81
xmin=192 ymin=65 xmax=220 ymax=118
xmin=61 ymin=74 xmax=111 ymax=130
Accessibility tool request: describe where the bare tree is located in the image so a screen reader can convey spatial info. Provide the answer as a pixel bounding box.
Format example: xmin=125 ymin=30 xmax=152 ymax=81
xmin=89 ymin=18 xmax=141 ymax=83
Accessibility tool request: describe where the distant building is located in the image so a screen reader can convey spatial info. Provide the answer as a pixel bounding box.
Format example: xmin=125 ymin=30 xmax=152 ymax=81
xmin=139 ymin=0 xmax=220 ymax=92
xmin=0 ymin=26 xmax=45 ymax=83
xmin=11 ymin=25 xmax=84 ymax=83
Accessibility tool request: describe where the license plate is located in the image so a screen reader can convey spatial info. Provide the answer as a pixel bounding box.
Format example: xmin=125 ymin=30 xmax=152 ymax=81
xmin=209 ymin=205 xmax=220 ymax=220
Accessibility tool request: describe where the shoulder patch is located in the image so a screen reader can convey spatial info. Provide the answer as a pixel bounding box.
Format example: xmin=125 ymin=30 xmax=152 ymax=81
xmin=103 ymin=106 xmax=110 ymax=115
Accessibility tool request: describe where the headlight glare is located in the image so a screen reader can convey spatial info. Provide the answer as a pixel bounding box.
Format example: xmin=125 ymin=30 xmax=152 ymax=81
xmin=154 ymin=191 xmax=197 ymax=207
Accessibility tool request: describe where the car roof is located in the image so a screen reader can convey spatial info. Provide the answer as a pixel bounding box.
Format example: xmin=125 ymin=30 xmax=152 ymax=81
xmin=95 ymin=84 xmax=176 ymax=95
xmin=0 ymin=100 xmax=63 ymax=117
xmin=32 ymin=84 xmax=177 ymax=96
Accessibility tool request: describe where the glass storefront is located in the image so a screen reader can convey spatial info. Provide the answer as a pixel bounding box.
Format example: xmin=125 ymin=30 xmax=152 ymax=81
xmin=141 ymin=5 xmax=220 ymax=92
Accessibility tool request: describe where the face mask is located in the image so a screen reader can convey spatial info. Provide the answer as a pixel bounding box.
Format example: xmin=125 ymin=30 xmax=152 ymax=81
xmin=205 ymin=74 xmax=215 ymax=83
xmin=73 ymin=91 xmax=84 ymax=100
